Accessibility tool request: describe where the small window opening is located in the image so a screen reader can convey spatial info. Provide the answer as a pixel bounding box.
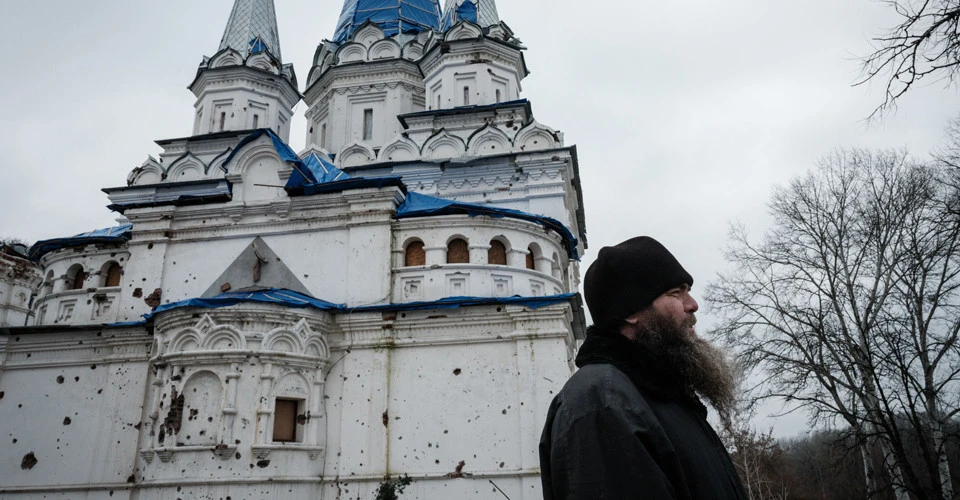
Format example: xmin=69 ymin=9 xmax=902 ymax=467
xmin=463 ymin=86 xmax=470 ymax=106
xmin=447 ymin=238 xmax=469 ymax=264
xmin=321 ymin=124 xmax=327 ymax=149
xmin=437 ymin=95 xmax=442 ymax=109
xmin=488 ymin=240 xmax=507 ymax=265
xmin=252 ymin=114 xmax=259 ymax=128
xmin=363 ymin=109 xmax=374 ymax=141
xmin=405 ymin=241 xmax=426 ymax=266
xmin=273 ymin=398 xmax=302 ymax=443
xmin=526 ymin=249 xmax=535 ymax=270
xmin=496 ymin=89 xmax=502 ymax=103
xmin=219 ymin=112 xmax=226 ymax=131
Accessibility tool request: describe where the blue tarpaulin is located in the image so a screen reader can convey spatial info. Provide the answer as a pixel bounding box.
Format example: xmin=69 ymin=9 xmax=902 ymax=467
xmin=249 ymin=36 xmax=268 ymax=54
xmin=126 ymin=288 xmax=576 ymax=324
xmin=29 ymin=225 xmax=133 ymax=262
xmin=146 ymin=289 xmax=345 ymax=321
xmin=285 ymin=152 xmax=349 ymax=188
xmin=333 ymin=0 xmax=442 ymax=43
xmin=441 ymin=0 xmax=477 ymax=29
xmin=396 ymin=192 xmax=580 ymax=259
xmin=222 ymin=129 xmax=301 ymax=174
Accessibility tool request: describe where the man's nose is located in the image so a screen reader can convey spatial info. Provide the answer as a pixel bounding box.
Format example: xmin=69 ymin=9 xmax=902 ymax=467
xmin=685 ymin=294 xmax=699 ymax=313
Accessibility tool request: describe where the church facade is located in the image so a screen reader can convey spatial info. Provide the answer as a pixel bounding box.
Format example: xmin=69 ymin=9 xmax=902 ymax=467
xmin=0 ymin=1 xmax=586 ymax=498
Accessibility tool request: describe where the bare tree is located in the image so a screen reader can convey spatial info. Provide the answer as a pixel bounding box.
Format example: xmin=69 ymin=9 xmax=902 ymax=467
xmin=859 ymin=0 xmax=960 ymax=115
xmin=707 ymin=148 xmax=960 ymax=499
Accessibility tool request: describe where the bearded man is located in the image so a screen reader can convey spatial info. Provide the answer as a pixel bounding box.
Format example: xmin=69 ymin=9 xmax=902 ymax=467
xmin=539 ymin=236 xmax=747 ymax=499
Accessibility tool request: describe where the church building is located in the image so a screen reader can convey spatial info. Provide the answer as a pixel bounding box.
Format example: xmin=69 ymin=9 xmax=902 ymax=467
xmin=0 ymin=1 xmax=586 ymax=498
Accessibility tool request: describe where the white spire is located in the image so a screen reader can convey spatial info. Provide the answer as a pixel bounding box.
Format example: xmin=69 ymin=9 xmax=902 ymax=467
xmin=441 ymin=0 xmax=499 ymax=30
xmin=218 ymin=0 xmax=283 ymax=61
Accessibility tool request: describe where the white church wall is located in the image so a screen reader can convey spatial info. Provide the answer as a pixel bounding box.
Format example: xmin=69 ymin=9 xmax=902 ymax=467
xmin=0 ymin=329 xmax=152 ymax=497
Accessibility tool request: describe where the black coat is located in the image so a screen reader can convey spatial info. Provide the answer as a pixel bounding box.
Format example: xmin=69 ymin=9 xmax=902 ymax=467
xmin=539 ymin=330 xmax=748 ymax=500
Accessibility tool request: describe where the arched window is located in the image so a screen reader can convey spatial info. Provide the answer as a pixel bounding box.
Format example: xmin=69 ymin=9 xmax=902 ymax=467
xmin=527 ymin=244 xmax=540 ymax=271
xmin=405 ymin=241 xmax=425 ymax=267
xmin=66 ymin=264 xmax=87 ymax=291
xmin=447 ymin=238 xmax=469 ymax=264
xmin=103 ymin=262 xmax=122 ymax=287
xmin=488 ymin=240 xmax=507 ymax=265
xmin=41 ymin=270 xmax=54 ymax=296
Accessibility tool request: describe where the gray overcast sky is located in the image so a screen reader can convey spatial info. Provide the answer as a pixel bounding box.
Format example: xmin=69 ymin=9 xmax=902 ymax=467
xmin=2 ymin=0 xmax=959 ymax=435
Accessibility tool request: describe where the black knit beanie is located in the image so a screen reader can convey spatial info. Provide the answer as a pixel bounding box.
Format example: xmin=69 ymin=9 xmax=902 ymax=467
xmin=583 ymin=236 xmax=694 ymax=329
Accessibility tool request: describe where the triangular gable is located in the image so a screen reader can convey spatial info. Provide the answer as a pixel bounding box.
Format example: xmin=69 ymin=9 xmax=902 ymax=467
xmin=202 ymin=237 xmax=311 ymax=297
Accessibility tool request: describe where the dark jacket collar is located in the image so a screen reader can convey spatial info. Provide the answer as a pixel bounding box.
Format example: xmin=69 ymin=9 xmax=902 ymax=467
xmin=575 ymin=325 xmax=708 ymax=418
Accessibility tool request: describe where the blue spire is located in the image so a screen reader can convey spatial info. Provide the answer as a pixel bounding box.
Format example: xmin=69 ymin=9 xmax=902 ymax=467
xmin=441 ymin=0 xmax=499 ymax=30
xmin=332 ymin=0 xmax=442 ymax=43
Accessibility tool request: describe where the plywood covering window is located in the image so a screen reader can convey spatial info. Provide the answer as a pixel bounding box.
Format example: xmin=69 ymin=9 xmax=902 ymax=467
xmin=488 ymin=240 xmax=507 ymax=265
xmin=105 ymin=263 xmax=122 ymax=287
xmin=362 ymin=109 xmax=373 ymax=140
xmin=273 ymin=399 xmax=300 ymax=443
xmin=405 ymin=241 xmax=425 ymax=266
xmin=447 ymin=239 xmax=469 ymax=264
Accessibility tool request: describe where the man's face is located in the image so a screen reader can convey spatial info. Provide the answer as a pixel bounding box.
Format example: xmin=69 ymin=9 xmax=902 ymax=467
xmin=621 ymin=284 xmax=698 ymax=341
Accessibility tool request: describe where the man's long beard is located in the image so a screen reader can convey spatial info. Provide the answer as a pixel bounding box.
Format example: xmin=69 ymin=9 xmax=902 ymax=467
xmin=633 ymin=311 xmax=736 ymax=419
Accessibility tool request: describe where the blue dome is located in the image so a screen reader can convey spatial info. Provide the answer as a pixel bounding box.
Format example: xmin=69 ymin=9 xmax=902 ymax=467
xmin=333 ymin=0 xmax=442 ymax=43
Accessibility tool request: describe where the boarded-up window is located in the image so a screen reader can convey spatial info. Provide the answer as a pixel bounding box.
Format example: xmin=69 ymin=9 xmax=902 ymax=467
xmin=105 ymin=263 xmax=122 ymax=287
xmin=273 ymin=399 xmax=299 ymax=443
xmin=488 ymin=240 xmax=506 ymax=265
xmin=405 ymin=241 xmax=425 ymax=266
xmin=526 ymin=250 xmax=535 ymax=270
xmin=447 ymin=239 xmax=469 ymax=264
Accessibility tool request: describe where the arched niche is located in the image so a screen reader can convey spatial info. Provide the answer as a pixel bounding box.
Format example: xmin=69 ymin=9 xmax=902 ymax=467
xmin=179 ymin=371 xmax=223 ymax=446
xmin=444 ymin=21 xmax=483 ymax=41
xmin=354 ymin=23 xmax=386 ymax=47
xmin=336 ymin=42 xmax=367 ymax=64
xmin=378 ymin=136 xmax=420 ymax=162
xmin=421 ymin=130 xmax=466 ymax=159
xmin=263 ymin=330 xmax=305 ymax=354
xmin=337 ymin=143 xmax=376 ymax=168
xmin=201 ymin=325 xmax=246 ymax=351
xmin=467 ymin=125 xmax=512 ymax=156
xmin=514 ymin=121 xmax=559 ymax=152
xmin=369 ymin=39 xmax=401 ymax=60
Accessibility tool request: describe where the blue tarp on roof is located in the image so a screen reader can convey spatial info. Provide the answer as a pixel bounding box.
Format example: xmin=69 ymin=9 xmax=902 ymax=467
xmin=350 ymin=293 xmax=576 ymax=313
xmin=222 ymin=129 xmax=301 ymax=174
xmin=441 ymin=0 xmax=477 ymax=29
xmin=286 ymin=153 xmax=350 ymax=187
xmin=396 ymin=192 xmax=580 ymax=259
xmin=221 ymin=129 xmax=404 ymax=196
xmin=29 ymin=225 xmax=133 ymax=261
xmin=145 ymin=289 xmax=344 ymax=320
xmin=127 ymin=288 xmax=575 ymax=324
xmin=249 ymin=36 xmax=268 ymax=54
xmin=333 ymin=0 xmax=442 ymax=43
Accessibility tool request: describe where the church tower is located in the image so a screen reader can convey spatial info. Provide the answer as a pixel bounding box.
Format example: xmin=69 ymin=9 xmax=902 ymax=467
xmin=189 ymin=0 xmax=300 ymax=141
xmin=424 ymin=0 xmax=525 ymax=110
xmin=302 ymin=0 xmax=441 ymax=162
